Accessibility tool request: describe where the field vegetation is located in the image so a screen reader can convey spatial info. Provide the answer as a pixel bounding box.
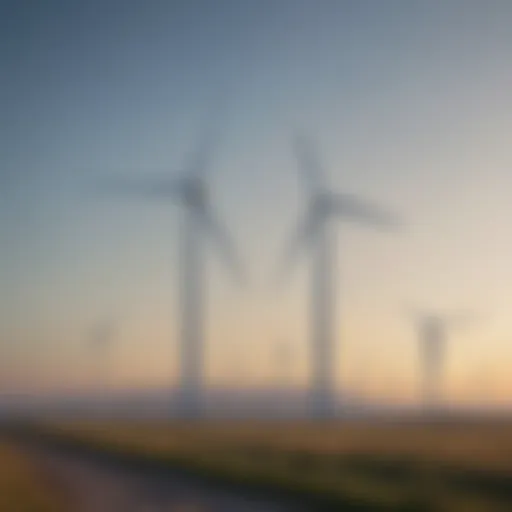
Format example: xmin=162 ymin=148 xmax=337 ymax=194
xmin=16 ymin=418 xmax=512 ymax=511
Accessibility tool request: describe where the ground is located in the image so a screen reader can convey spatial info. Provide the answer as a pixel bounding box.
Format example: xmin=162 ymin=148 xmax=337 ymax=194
xmin=4 ymin=417 xmax=512 ymax=511
xmin=0 ymin=441 xmax=67 ymax=511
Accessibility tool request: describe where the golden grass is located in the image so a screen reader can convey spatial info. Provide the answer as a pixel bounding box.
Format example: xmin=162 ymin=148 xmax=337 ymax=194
xmin=0 ymin=441 xmax=67 ymax=512
xmin=49 ymin=419 xmax=512 ymax=472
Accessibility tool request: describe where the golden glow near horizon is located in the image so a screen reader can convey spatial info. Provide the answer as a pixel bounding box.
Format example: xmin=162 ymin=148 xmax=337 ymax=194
xmin=4 ymin=287 xmax=512 ymax=407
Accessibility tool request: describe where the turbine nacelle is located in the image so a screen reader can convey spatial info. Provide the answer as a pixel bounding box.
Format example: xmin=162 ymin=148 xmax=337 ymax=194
xmin=308 ymin=191 xmax=402 ymax=229
xmin=410 ymin=310 xmax=476 ymax=337
xmin=179 ymin=176 xmax=209 ymax=211
xmin=92 ymin=173 xmax=208 ymax=207
xmin=310 ymin=191 xmax=334 ymax=218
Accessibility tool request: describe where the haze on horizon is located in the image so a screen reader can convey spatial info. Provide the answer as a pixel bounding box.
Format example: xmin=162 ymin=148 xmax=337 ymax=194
xmin=2 ymin=0 xmax=512 ymax=409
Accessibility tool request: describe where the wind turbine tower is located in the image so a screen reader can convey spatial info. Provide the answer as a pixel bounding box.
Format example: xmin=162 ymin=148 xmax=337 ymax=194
xmin=275 ymin=340 xmax=294 ymax=389
xmin=94 ymin=110 xmax=243 ymax=419
xmin=410 ymin=310 xmax=473 ymax=415
xmin=88 ymin=317 xmax=116 ymax=413
xmin=89 ymin=318 xmax=116 ymax=383
xmin=277 ymin=134 xmax=402 ymax=420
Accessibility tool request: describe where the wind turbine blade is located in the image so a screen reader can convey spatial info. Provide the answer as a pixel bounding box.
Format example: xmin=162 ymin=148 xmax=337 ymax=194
xmin=275 ymin=209 xmax=318 ymax=285
xmin=195 ymin=204 xmax=244 ymax=284
xmin=185 ymin=92 xmax=231 ymax=177
xmin=292 ymin=133 xmax=326 ymax=193
xmin=91 ymin=174 xmax=184 ymax=201
xmin=328 ymin=193 xmax=403 ymax=230
xmin=183 ymin=127 xmax=220 ymax=178
xmin=445 ymin=311 xmax=478 ymax=329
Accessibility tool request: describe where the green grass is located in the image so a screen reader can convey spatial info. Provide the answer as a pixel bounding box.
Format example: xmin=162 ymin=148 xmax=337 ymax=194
xmin=12 ymin=419 xmax=512 ymax=511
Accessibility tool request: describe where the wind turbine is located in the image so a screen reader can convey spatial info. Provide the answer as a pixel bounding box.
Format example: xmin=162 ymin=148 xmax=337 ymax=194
xmin=92 ymin=110 xmax=243 ymax=419
xmin=275 ymin=340 xmax=294 ymax=389
xmin=88 ymin=317 xmax=117 ymax=414
xmin=408 ymin=309 xmax=474 ymax=415
xmin=276 ymin=134 xmax=402 ymax=420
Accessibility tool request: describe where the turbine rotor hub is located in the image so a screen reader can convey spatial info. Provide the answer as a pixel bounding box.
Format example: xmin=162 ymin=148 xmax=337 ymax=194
xmin=423 ymin=316 xmax=443 ymax=343
xmin=181 ymin=177 xmax=208 ymax=209
xmin=312 ymin=191 xmax=331 ymax=215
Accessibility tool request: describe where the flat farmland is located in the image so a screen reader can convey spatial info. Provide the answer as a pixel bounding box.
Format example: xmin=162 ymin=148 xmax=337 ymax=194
xmin=25 ymin=418 xmax=512 ymax=511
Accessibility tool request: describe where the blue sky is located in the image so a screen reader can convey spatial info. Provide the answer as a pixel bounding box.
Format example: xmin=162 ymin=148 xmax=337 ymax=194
xmin=2 ymin=1 xmax=512 ymax=405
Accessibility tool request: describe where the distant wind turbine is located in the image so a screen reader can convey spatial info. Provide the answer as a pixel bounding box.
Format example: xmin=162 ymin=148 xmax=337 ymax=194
xmin=275 ymin=340 xmax=294 ymax=389
xmin=276 ymin=133 xmax=402 ymax=420
xmin=408 ymin=309 xmax=474 ymax=414
xmin=88 ymin=317 xmax=116 ymax=397
xmin=91 ymin=105 xmax=244 ymax=419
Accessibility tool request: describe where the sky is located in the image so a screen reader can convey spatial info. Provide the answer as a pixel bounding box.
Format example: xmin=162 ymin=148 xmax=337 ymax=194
xmin=2 ymin=0 xmax=512 ymax=406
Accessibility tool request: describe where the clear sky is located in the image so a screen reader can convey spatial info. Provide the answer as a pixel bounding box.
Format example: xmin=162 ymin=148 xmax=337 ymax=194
xmin=2 ymin=0 xmax=512 ymax=406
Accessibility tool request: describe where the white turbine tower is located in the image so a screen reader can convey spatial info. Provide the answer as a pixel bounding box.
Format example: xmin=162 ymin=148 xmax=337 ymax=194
xmin=275 ymin=340 xmax=294 ymax=390
xmin=93 ymin=113 xmax=243 ymax=419
xmin=88 ymin=317 xmax=116 ymax=412
xmin=277 ymin=134 xmax=402 ymax=420
xmin=409 ymin=309 xmax=473 ymax=415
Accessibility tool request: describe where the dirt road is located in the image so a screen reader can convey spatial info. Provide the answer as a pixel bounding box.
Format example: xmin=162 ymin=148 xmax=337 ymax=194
xmin=28 ymin=445 xmax=301 ymax=512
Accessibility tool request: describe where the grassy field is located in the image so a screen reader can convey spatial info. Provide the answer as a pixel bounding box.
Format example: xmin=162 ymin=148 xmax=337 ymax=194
xmin=32 ymin=418 xmax=512 ymax=511
xmin=0 ymin=440 xmax=67 ymax=511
